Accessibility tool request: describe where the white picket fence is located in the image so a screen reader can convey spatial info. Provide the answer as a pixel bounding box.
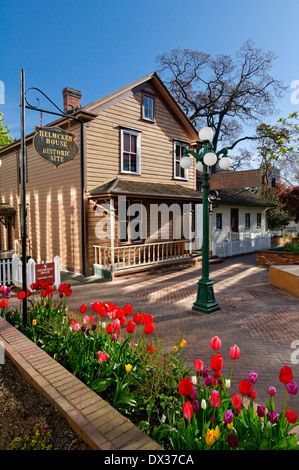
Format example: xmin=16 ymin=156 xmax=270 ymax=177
xmin=0 ymin=254 xmax=61 ymax=289
xmin=212 ymin=233 xmax=271 ymax=258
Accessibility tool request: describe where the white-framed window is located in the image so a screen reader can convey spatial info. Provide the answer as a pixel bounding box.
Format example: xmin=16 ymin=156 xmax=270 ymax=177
xmin=120 ymin=128 xmax=141 ymax=175
xmin=142 ymin=93 xmax=155 ymax=121
xmin=174 ymin=141 xmax=188 ymax=180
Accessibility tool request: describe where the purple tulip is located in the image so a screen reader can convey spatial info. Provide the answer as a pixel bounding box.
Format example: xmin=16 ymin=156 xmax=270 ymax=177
xmin=226 ymin=433 xmax=239 ymax=449
xmin=268 ymin=410 xmax=278 ymax=424
xmin=249 ymin=372 xmax=258 ymax=384
xmin=111 ymin=333 xmax=117 ymax=341
xmin=286 ymin=381 xmax=298 ymax=396
xmin=268 ymin=386 xmax=276 ymax=396
xmin=81 ymin=325 xmax=87 ymax=332
xmin=205 ymin=376 xmax=213 ymax=386
xmin=223 ymin=409 xmax=233 ymax=424
xmin=91 ymin=324 xmax=96 ymax=331
xmin=202 ymin=368 xmax=209 ymax=378
xmin=190 ymin=387 xmax=197 ymax=399
xmin=257 ymin=405 xmax=266 ymax=417
xmin=193 ymin=400 xmax=199 ymax=412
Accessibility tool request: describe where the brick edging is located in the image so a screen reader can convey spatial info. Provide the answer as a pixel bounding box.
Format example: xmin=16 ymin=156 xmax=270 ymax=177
xmin=0 ymin=317 xmax=162 ymax=451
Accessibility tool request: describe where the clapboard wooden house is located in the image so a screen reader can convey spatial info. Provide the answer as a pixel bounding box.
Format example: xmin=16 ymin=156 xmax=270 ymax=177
xmin=0 ymin=73 xmax=203 ymax=279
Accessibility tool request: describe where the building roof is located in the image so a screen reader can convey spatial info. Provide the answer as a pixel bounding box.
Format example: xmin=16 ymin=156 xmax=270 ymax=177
xmin=0 ymin=203 xmax=16 ymax=215
xmin=88 ymin=178 xmax=203 ymax=201
xmin=214 ymin=189 xmax=274 ymax=207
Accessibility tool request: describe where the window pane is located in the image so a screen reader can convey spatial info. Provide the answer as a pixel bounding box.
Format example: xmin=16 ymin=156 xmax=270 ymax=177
xmin=130 ymin=134 xmax=137 ymax=154
xmin=123 ymin=133 xmax=130 ymax=152
xmin=123 ymin=153 xmax=130 ymax=171
xmin=130 ymin=154 xmax=137 ymax=172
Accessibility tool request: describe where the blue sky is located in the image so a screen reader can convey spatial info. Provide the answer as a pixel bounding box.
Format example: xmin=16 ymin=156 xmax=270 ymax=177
xmin=1 ymin=0 xmax=299 ymax=146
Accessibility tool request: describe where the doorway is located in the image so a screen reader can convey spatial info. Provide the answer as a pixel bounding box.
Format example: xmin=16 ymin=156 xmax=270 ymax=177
xmin=230 ymin=209 xmax=239 ymax=239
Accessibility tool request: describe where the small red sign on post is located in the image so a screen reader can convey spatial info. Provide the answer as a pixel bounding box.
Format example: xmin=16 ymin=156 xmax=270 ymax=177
xmin=35 ymin=262 xmax=55 ymax=284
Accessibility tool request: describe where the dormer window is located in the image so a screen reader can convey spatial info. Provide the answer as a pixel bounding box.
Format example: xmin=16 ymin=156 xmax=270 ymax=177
xmin=142 ymin=92 xmax=155 ymax=122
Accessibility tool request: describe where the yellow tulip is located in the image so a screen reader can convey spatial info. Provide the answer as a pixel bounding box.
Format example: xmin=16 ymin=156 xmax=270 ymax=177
xmin=205 ymin=426 xmax=220 ymax=446
xmin=32 ymin=319 xmax=37 ymax=326
xmin=173 ymin=346 xmax=178 ymax=352
xmin=125 ymin=364 xmax=132 ymax=372
xmin=180 ymin=339 xmax=186 ymax=348
xmin=227 ymin=421 xmax=233 ymax=429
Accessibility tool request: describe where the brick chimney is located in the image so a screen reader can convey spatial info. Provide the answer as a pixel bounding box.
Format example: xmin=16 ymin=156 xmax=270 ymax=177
xmin=62 ymin=87 xmax=82 ymax=113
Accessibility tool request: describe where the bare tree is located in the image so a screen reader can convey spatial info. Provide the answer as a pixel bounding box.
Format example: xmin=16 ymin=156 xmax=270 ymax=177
xmin=156 ymin=40 xmax=286 ymax=154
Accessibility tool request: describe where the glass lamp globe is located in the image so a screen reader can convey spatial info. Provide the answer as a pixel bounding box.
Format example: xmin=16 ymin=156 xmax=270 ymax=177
xmin=196 ymin=160 xmax=204 ymax=172
xmin=180 ymin=156 xmax=193 ymax=169
xmin=203 ymin=152 xmax=217 ymax=166
xmin=219 ymin=156 xmax=231 ymax=170
xmin=198 ymin=127 xmax=214 ymax=142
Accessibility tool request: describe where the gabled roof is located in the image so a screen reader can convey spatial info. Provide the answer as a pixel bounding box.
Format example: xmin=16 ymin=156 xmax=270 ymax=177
xmin=214 ymin=189 xmax=274 ymax=207
xmin=88 ymin=178 xmax=202 ymax=201
xmin=82 ymin=72 xmax=199 ymax=140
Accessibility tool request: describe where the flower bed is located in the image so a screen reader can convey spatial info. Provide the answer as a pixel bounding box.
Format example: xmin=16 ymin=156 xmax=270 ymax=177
xmin=1 ymin=283 xmax=298 ymax=450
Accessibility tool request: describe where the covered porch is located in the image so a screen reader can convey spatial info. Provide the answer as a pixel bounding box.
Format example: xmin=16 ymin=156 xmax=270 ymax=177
xmin=88 ymin=178 xmax=203 ymax=280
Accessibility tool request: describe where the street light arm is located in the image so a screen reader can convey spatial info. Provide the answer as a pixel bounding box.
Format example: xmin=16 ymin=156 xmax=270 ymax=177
xmin=216 ymin=147 xmax=228 ymax=158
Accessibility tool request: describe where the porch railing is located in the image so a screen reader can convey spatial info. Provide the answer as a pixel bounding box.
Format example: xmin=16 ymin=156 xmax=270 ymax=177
xmin=94 ymin=240 xmax=191 ymax=272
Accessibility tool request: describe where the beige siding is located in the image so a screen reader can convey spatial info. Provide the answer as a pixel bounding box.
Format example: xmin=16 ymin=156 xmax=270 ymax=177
xmin=0 ymin=122 xmax=83 ymax=273
xmin=85 ymin=85 xmax=196 ymax=191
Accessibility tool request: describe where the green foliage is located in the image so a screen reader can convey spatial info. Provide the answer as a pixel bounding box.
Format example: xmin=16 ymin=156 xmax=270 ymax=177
xmin=0 ymin=112 xmax=13 ymax=148
xmin=9 ymin=424 xmax=52 ymax=450
xmin=283 ymin=242 xmax=299 ymax=252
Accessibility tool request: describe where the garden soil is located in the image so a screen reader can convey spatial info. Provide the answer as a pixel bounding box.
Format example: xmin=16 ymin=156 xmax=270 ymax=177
xmin=0 ymin=356 xmax=90 ymax=450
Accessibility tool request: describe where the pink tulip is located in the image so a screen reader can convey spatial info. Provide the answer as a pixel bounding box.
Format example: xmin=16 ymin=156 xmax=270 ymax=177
xmin=83 ymin=315 xmax=90 ymax=324
xmin=210 ymin=390 xmax=221 ymax=408
xmin=230 ymin=345 xmax=240 ymax=360
xmin=98 ymin=351 xmax=109 ymax=362
xmin=71 ymin=321 xmax=80 ymax=331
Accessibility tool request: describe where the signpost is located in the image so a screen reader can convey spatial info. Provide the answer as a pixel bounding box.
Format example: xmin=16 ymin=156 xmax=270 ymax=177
xmin=210 ymin=168 xmax=263 ymax=190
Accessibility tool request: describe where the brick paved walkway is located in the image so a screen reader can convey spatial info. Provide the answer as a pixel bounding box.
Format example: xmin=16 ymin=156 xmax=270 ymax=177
xmin=10 ymin=253 xmax=299 ymax=413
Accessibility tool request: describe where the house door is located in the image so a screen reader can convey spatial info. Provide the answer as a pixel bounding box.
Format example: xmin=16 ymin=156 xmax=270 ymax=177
xmin=230 ymin=209 xmax=239 ymax=235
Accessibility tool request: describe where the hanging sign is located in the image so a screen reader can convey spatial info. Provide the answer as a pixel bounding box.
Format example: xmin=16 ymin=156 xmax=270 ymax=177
xmin=33 ymin=126 xmax=78 ymax=168
xmin=210 ymin=168 xmax=263 ymax=190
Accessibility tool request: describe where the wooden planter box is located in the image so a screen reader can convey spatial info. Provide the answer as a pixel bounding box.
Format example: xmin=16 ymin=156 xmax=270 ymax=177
xmin=271 ymin=236 xmax=299 ymax=247
xmin=270 ymin=265 xmax=299 ymax=297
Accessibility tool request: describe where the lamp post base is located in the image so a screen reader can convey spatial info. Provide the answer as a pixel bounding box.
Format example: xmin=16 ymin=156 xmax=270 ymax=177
xmin=192 ymin=278 xmax=220 ymax=314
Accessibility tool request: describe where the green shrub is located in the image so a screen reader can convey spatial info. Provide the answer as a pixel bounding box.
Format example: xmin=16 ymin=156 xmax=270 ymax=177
xmin=284 ymin=242 xmax=299 ymax=252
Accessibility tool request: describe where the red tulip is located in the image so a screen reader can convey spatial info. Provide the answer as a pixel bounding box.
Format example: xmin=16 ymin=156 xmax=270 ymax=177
xmin=0 ymin=299 xmax=8 ymax=308
xmin=230 ymin=345 xmax=240 ymax=360
xmin=17 ymin=291 xmax=26 ymax=300
xmin=232 ymin=393 xmax=242 ymax=409
xmin=182 ymin=401 xmax=193 ymax=420
xmin=144 ymin=322 xmax=155 ymax=334
xmin=133 ymin=313 xmax=141 ymax=323
xmin=80 ymin=304 xmax=87 ymax=314
xmin=210 ymin=336 xmax=221 ymax=350
xmin=249 ymin=390 xmax=256 ymax=400
xmin=141 ymin=313 xmax=148 ymax=324
xmin=279 ymin=366 xmax=293 ymax=384
xmin=239 ymin=379 xmax=252 ymax=396
xmin=126 ymin=320 xmax=136 ymax=334
xmin=64 ymin=288 xmax=72 ymax=297
xmin=210 ymin=354 xmax=223 ymax=372
xmin=106 ymin=324 xmax=114 ymax=334
xmin=123 ymin=304 xmax=132 ymax=315
xmin=286 ymin=409 xmax=297 ymax=424
xmin=147 ymin=345 xmax=157 ymax=354
xmin=179 ymin=377 xmax=193 ymax=396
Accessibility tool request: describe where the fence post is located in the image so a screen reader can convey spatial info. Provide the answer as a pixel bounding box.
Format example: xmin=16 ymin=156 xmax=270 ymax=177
xmin=12 ymin=254 xmax=20 ymax=286
xmin=27 ymin=258 xmax=36 ymax=289
xmin=54 ymin=256 xmax=60 ymax=288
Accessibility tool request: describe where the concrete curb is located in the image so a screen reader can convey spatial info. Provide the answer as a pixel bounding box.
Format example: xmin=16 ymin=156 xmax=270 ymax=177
xmin=0 ymin=317 xmax=162 ymax=451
